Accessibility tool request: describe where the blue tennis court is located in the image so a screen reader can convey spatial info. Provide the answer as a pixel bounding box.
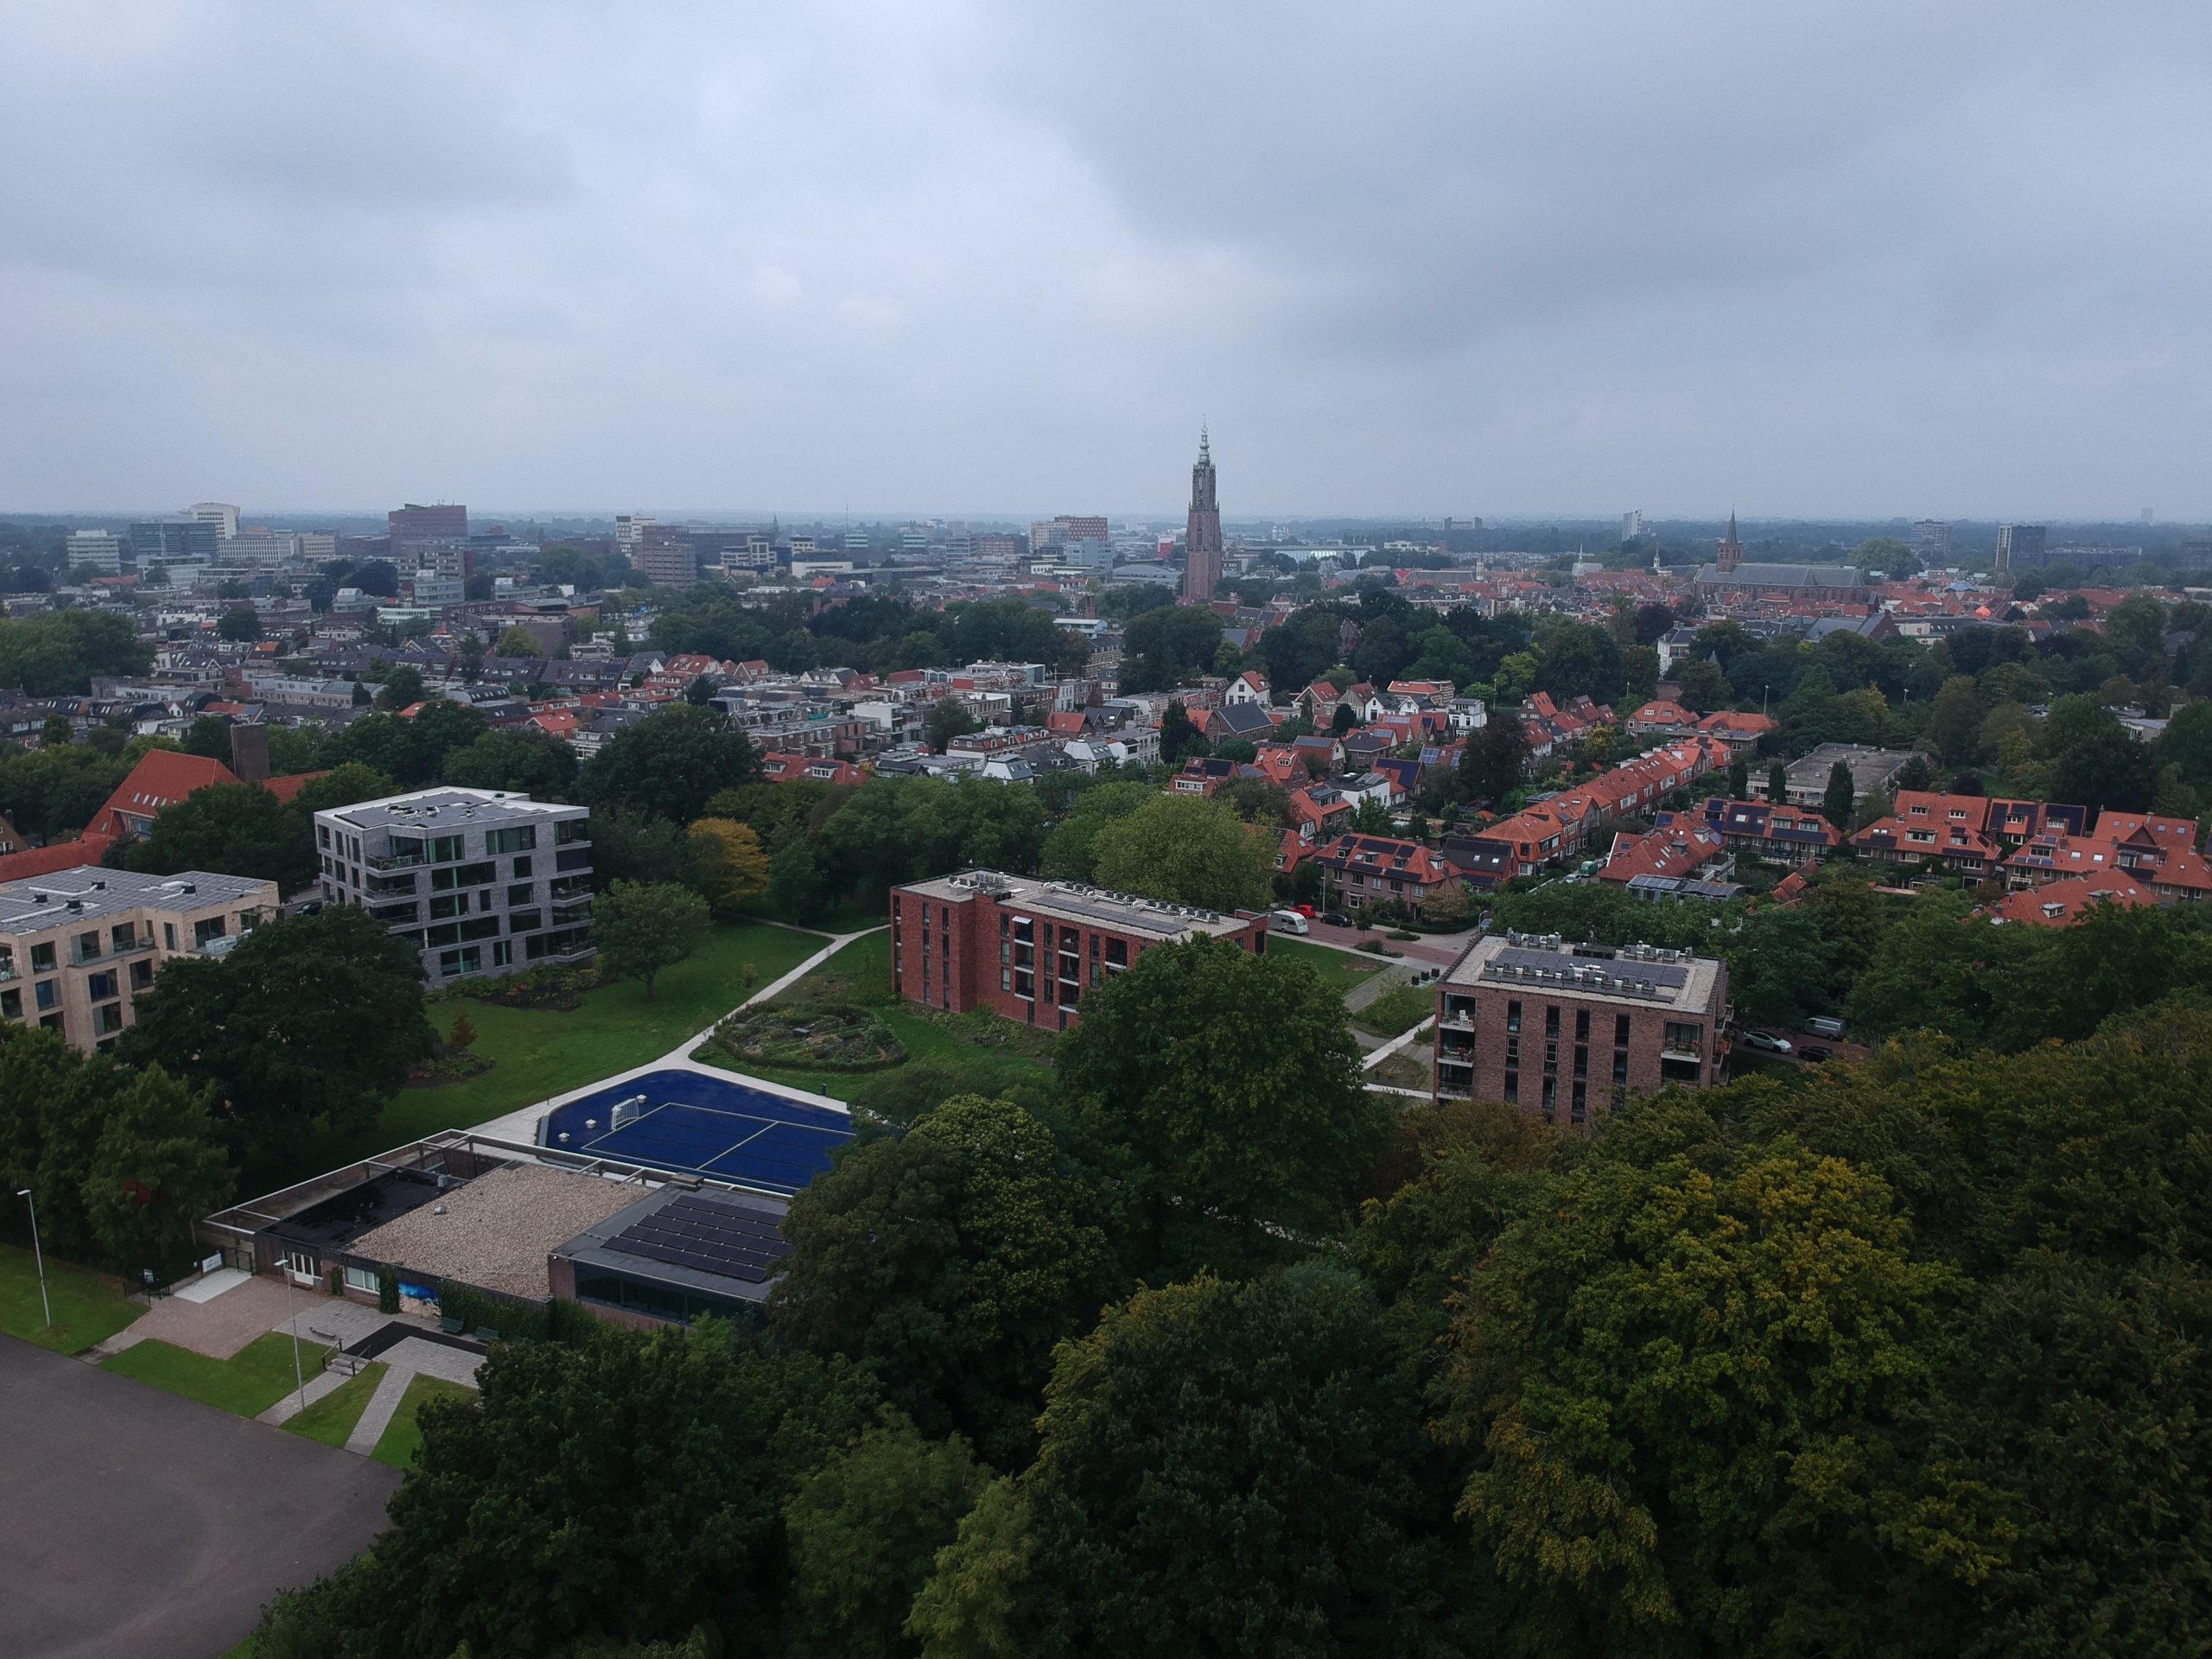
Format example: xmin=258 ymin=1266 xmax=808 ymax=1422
xmin=540 ymin=1068 xmax=853 ymax=1195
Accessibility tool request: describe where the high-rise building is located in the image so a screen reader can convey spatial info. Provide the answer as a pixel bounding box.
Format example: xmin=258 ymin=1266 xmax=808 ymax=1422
xmin=1995 ymin=524 xmax=2046 ymax=574
xmin=1180 ymin=429 xmax=1223 ymax=605
xmin=389 ymin=502 xmax=468 ymax=554
xmin=635 ymin=524 xmax=700 ymax=587
xmin=1912 ymin=520 xmax=1954 ymax=563
xmin=613 ymin=513 xmax=655 ymax=554
xmin=1621 ymin=509 xmax=1644 ymax=542
xmin=66 ymin=530 xmax=127 ymax=574
xmin=187 ymin=502 xmax=240 ymax=540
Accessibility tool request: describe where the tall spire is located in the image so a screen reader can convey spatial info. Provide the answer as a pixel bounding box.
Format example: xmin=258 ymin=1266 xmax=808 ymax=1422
xmin=1728 ymin=509 xmax=1738 ymax=541
xmin=1199 ymin=423 xmax=1210 ymax=462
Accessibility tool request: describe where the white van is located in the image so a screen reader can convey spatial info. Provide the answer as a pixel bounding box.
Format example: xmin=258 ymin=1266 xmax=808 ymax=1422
xmin=1269 ymin=909 xmax=1311 ymax=935
xmin=1806 ymin=1015 xmax=1847 ymax=1041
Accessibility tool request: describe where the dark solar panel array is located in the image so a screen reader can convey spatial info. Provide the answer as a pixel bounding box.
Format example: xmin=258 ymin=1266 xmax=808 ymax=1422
xmin=1491 ymin=945 xmax=1692 ymax=990
xmin=607 ymin=1194 xmax=792 ymax=1284
xmin=1029 ymin=888 xmax=1215 ymax=936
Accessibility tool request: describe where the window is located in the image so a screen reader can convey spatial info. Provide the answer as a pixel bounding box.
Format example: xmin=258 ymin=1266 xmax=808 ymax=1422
xmin=1662 ymin=1021 xmax=1703 ymax=1054
xmin=492 ymin=940 xmax=513 ymax=968
xmin=39 ymin=1013 xmax=61 ymax=1031
xmin=1572 ymin=1081 xmax=1587 ymax=1122
xmin=35 ymin=981 xmax=57 ymax=1012
xmin=86 ymin=971 xmax=118 ymax=1001
xmin=0 ymin=990 xmax=18 ymax=1019
xmin=431 ymin=861 xmax=498 ymax=891
xmin=512 ymin=856 xmax=532 ymax=879
xmin=1506 ymin=999 xmax=1521 ymax=1033
xmin=30 ymin=942 xmax=54 ymax=973
xmin=282 ymin=1249 xmax=317 ymax=1283
xmin=318 ymin=825 xmax=331 ymax=849
xmin=1545 ymin=1005 xmax=1560 ymax=1035
xmin=486 ymin=825 xmax=537 ymax=855
xmin=1503 ymin=1071 xmax=1518 ymax=1105
xmin=429 ymin=834 xmax=466 ymax=862
xmin=95 ymin=1004 xmax=123 ymax=1035
xmin=1541 ymin=1077 xmax=1556 ymax=1115
xmin=343 ymin=1265 xmax=378 ymax=1294
xmin=1614 ymin=1052 xmax=1630 ymax=1085
xmin=429 ymin=893 xmax=467 ymax=919
xmin=1615 ymin=1014 xmax=1630 ymax=1046
xmin=163 ymin=924 xmax=178 ymax=950
xmin=426 ymin=923 xmax=461 ymax=947
xmin=510 ymin=909 xmax=543 ymax=934
xmin=111 ymin=925 xmax=135 ymax=952
xmin=459 ymin=916 xmax=501 ymax=942
xmin=193 ymin=917 xmax=226 ymax=947
xmin=1574 ymin=1008 xmax=1590 ymax=1041
xmin=73 ymin=931 xmax=99 ymax=962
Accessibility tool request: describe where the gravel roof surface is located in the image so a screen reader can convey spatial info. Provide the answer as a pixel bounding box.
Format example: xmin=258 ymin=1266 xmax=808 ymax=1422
xmin=350 ymin=1162 xmax=645 ymax=1297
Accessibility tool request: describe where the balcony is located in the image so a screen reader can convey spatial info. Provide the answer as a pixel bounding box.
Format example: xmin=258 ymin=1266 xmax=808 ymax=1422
xmin=550 ymin=903 xmax=593 ymax=926
xmin=370 ymin=902 xmax=421 ymax=925
xmin=549 ymin=878 xmax=593 ymax=902
xmin=366 ymin=873 xmax=419 ymax=897
xmin=365 ymin=849 xmax=427 ymax=872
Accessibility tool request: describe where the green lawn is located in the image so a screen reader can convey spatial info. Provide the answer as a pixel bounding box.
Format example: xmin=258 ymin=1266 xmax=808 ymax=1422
xmin=696 ymin=928 xmax=1053 ymax=1103
xmin=102 ymin=1332 xmax=331 ymax=1418
xmin=257 ymin=918 xmax=824 ymax=1189
xmin=281 ymin=1361 xmax=390 ymax=1448
xmin=371 ymin=1373 xmax=478 ymax=1470
xmin=737 ymin=897 xmax=885 ymax=935
xmin=0 ymin=1243 xmax=143 ymax=1356
xmin=1269 ymin=937 xmax=1388 ymax=996
xmin=1354 ymin=983 xmax=1437 ymax=1038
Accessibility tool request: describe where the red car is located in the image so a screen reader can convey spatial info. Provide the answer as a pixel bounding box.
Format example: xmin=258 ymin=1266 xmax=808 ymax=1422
xmin=1294 ymin=903 xmax=1317 ymax=918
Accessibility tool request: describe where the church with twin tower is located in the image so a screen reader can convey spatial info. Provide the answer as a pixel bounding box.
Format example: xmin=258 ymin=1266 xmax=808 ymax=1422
xmin=1180 ymin=428 xmax=1223 ymax=605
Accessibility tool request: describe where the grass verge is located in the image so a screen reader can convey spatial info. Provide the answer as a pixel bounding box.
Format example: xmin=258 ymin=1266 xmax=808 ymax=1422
xmin=1268 ymin=937 xmax=1388 ymax=996
xmin=1354 ymin=983 xmax=1437 ymax=1037
xmin=281 ymin=1361 xmax=390 ymax=1448
xmin=372 ymin=1373 xmax=478 ymax=1470
xmin=255 ymin=918 xmax=823 ymax=1190
xmin=101 ymin=1332 xmax=332 ymax=1417
xmin=0 ymin=1243 xmax=143 ymax=1356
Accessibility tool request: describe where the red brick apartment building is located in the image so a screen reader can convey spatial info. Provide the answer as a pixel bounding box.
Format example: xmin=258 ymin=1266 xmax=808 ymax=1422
xmin=1433 ymin=931 xmax=1729 ymax=1129
xmin=890 ymin=871 xmax=1268 ymax=1032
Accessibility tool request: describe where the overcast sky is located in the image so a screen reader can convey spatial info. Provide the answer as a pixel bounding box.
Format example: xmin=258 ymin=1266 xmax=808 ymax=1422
xmin=3 ymin=2 xmax=2208 ymax=520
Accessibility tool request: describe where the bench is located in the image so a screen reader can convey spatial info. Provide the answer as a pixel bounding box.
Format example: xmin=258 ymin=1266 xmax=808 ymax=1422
xmin=438 ymin=1315 xmax=465 ymax=1335
xmin=475 ymin=1327 xmax=500 ymax=1344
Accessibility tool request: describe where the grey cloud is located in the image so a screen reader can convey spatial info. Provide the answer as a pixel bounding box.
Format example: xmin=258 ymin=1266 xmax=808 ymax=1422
xmin=0 ymin=0 xmax=2207 ymax=514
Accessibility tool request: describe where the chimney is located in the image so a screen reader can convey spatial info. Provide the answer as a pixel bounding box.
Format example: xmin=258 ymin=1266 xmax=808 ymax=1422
xmin=230 ymin=721 xmax=270 ymax=784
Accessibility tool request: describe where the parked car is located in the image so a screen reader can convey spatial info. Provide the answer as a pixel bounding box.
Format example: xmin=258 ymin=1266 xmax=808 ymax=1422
xmin=1739 ymin=1029 xmax=1793 ymax=1054
xmin=1293 ymin=903 xmax=1318 ymax=918
xmin=1269 ymin=909 xmax=1311 ymax=935
xmin=1800 ymin=1046 xmax=1833 ymax=1063
xmin=1319 ymin=911 xmax=1352 ymax=927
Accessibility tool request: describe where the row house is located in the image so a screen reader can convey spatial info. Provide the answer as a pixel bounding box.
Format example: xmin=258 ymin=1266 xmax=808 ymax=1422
xmin=1597 ymin=817 xmax=1734 ymax=887
xmin=1853 ymin=791 xmax=2090 ymax=877
xmin=1988 ymin=871 xmax=2157 ymax=927
xmin=760 ymin=753 xmax=869 ymax=787
xmin=1307 ymin=834 xmax=1464 ymax=915
xmin=1697 ymin=798 xmax=1841 ymax=865
xmin=2005 ymin=812 xmax=2212 ymax=902
xmin=1454 ymin=737 xmax=1729 ymax=889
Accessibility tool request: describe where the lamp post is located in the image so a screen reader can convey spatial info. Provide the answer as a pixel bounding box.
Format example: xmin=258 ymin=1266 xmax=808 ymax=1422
xmin=16 ymin=1188 xmax=51 ymax=1328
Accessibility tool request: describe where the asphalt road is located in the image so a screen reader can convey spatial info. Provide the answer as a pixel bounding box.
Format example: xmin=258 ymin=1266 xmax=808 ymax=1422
xmin=0 ymin=1336 xmax=401 ymax=1659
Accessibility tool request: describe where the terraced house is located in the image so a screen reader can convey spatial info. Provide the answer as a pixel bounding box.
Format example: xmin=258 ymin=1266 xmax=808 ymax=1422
xmin=314 ymin=787 xmax=593 ymax=985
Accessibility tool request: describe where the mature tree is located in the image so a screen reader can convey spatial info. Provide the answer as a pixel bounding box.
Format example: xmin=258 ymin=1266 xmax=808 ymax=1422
xmin=181 ymin=713 xmax=234 ymax=760
xmin=1846 ymin=890 xmax=2018 ymax=1045
xmin=1459 ymin=708 xmax=1529 ymax=805
xmin=912 ymin=1265 xmax=1465 ymax=1659
xmin=591 ymin=804 xmax=697 ymax=888
xmin=117 ymin=781 xmax=315 ymax=891
xmin=1440 ymin=1139 xmax=1961 ymax=1657
xmin=594 ymin=879 xmax=710 ymax=999
xmin=120 ymin=907 xmax=433 ymax=1165
xmin=583 ymin=704 xmax=761 ymax=823
xmin=766 ymin=839 xmax=835 ymax=923
xmin=2048 ymin=696 xmax=2157 ymax=813
xmin=1848 ymin=536 xmax=1921 ymax=578
xmin=440 ymin=728 xmax=580 ymax=796
xmin=375 ymin=664 xmax=425 ymax=710
xmin=0 ymin=1027 xmax=116 ymax=1262
xmin=687 ymin=817 xmax=772 ymax=910
xmin=256 ymin=1322 xmax=880 ymax=1657
xmin=1895 ymin=752 xmax=1936 ymax=793
xmin=1726 ymin=757 xmax=1749 ymax=799
xmin=1723 ymin=906 xmax=1837 ymax=1031
xmin=1672 ymin=655 xmax=1733 ymax=714
xmin=784 ymin=1426 xmax=989 ymax=1659
xmin=1821 ymin=760 xmax=1856 ymax=830
xmin=284 ymin=762 xmax=397 ymax=822
xmin=493 ymin=624 xmax=543 ymax=658
xmin=772 ymin=1094 xmax=1117 ymax=1465
xmin=80 ymin=1065 xmax=232 ymax=1269
xmin=1058 ymin=937 xmax=1387 ymax=1274
xmin=1039 ymin=781 xmax=1152 ymax=883
xmin=1089 ymin=794 xmax=1274 ymax=913
xmin=1764 ymin=759 xmax=1789 ymax=803
xmin=1120 ymin=603 xmax=1232 ymax=690
xmin=1348 ymin=797 xmax=1393 ymax=835
xmin=216 ymin=606 xmax=263 ymax=642
xmin=0 ymin=608 xmax=152 ymax=695
xmin=1157 ymin=699 xmax=1202 ymax=765
xmin=924 ymin=698 xmax=979 ymax=753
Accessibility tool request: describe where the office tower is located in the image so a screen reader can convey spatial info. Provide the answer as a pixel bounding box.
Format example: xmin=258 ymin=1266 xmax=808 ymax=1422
xmin=1995 ymin=524 xmax=2046 ymax=573
xmin=187 ymin=502 xmax=240 ymax=540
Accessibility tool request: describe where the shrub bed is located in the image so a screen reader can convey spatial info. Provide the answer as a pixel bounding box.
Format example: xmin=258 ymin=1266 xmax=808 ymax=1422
xmin=701 ymin=1003 xmax=907 ymax=1072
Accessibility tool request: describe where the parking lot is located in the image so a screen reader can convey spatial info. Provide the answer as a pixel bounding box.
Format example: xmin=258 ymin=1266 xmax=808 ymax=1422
xmin=0 ymin=1336 xmax=400 ymax=1659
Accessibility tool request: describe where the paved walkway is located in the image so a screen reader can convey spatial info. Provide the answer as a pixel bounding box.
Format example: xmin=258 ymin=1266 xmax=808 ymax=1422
xmin=467 ymin=925 xmax=880 ymax=1146
xmin=344 ymin=1337 xmax=483 ymax=1454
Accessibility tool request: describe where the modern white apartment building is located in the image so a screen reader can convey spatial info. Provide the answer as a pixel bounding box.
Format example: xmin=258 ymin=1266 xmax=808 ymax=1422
xmin=313 ymin=788 xmax=593 ymax=985
xmin=0 ymin=867 xmax=278 ymax=1052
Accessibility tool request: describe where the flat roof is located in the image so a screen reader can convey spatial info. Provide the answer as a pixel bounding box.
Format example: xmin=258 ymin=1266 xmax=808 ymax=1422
xmin=555 ymin=1185 xmax=793 ymax=1306
xmin=1443 ymin=931 xmax=1723 ymax=1014
xmin=318 ymin=786 xmax=584 ymax=832
xmin=348 ymin=1162 xmax=645 ymax=1298
xmin=901 ymin=869 xmax=1252 ymax=940
xmin=0 ymin=867 xmax=272 ymax=938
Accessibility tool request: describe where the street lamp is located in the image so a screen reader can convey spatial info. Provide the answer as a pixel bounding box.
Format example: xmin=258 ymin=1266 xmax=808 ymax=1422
xmin=16 ymin=1188 xmax=51 ymax=1328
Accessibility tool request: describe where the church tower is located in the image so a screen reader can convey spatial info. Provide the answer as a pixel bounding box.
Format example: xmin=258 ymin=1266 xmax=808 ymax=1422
xmin=1715 ymin=510 xmax=1742 ymax=574
xmin=1181 ymin=429 xmax=1224 ymax=605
